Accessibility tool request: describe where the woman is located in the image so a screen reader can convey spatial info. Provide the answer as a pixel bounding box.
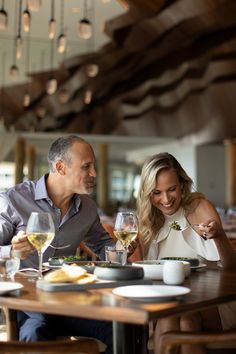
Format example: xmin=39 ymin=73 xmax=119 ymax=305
xmin=137 ymin=152 xmax=236 ymax=354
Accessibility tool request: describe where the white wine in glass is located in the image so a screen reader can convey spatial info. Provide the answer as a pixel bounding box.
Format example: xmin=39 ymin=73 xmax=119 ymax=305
xmin=26 ymin=212 xmax=55 ymax=279
xmin=113 ymin=211 xmax=138 ymax=264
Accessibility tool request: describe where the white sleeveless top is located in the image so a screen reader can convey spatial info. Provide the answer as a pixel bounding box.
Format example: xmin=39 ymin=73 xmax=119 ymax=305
xmin=146 ymin=207 xmax=219 ymax=261
xmin=146 ymin=207 xmax=236 ymax=330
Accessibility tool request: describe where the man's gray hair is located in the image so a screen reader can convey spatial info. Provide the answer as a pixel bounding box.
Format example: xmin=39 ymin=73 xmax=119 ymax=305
xmin=47 ymin=135 xmax=86 ymax=172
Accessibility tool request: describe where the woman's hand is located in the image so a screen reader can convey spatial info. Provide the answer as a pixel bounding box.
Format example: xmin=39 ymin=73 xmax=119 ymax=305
xmin=11 ymin=230 xmax=34 ymax=259
xmin=197 ymin=220 xmax=222 ymax=240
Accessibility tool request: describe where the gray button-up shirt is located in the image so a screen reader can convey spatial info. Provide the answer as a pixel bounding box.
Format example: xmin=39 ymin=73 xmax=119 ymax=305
xmin=0 ymin=175 xmax=114 ymax=268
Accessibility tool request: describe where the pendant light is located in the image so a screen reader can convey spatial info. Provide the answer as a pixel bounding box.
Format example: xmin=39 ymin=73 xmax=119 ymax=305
xmin=23 ymin=32 xmax=31 ymax=107
xmin=0 ymin=52 xmax=6 ymax=124
xmin=9 ymin=64 xmax=19 ymax=79
xmin=48 ymin=0 xmax=56 ymax=40
xmin=85 ymin=64 xmax=99 ymax=78
xmin=57 ymin=0 xmax=66 ymax=53
xmin=22 ymin=1 xmax=31 ymax=33
xmin=0 ymin=0 xmax=8 ymax=31
xmin=46 ymin=39 xmax=57 ymax=95
xmin=16 ymin=0 xmax=23 ymax=60
xmin=35 ymin=51 xmax=46 ymax=117
xmin=9 ymin=0 xmax=19 ymax=80
xmin=28 ymin=0 xmax=41 ymax=12
xmin=78 ymin=0 xmax=92 ymax=39
xmin=58 ymin=49 xmax=69 ymax=104
xmin=84 ymin=89 xmax=92 ymax=104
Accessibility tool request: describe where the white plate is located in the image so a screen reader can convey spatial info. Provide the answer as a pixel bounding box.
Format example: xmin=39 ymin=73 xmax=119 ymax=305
xmin=112 ymin=285 xmax=191 ymax=301
xmin=191 ymin=263 xmax=207 ymax=270
xmin=0 ymin=282 xmax=23 ymax=295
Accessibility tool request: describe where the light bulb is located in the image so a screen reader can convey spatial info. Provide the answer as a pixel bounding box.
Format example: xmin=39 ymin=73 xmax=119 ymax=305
xmin=0 ymin=8 xmax=7 ymax=30
xmin=46 ymin=78 xmax=57 ymax=95
xmin=23 ymin=92 xmax=30 ymax=107
xmin=78 ymin=18 xmax=92 ymax=39
xmin=57 ymin=34 xmax=67 ymax=54
xmin=22 ymin=9 xmax=31 ymax=32
xmin=48 ymin=18 xmax=56 ymax=39
xmin=28 ymin=0 xmax=42 ymax=12
xmin=16 ymin=35 xmax=23 ymax=60
xmin=85 ymin=64 xmax=99 ymax=78
xmin=9 ymin=65 xmax=19 ymax=80
xmin=84 ymin=89 xmax=92 ymax=104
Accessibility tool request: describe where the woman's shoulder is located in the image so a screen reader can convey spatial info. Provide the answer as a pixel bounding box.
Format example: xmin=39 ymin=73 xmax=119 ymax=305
xmin=186 ymin=194 xmax=219 ymax=221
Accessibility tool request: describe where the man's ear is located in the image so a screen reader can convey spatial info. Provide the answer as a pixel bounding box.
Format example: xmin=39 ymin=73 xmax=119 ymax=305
xmin=55 ymin=160 xmax=66 ymax=175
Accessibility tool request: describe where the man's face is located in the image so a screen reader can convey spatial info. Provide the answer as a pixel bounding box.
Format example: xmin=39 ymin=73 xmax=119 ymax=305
xmin=63 ymin=141 xmax=96 ymax=194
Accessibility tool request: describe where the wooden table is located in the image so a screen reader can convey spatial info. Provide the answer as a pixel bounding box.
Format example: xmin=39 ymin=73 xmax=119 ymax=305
xmin=1 ymin=267 xmax=236 ymax=354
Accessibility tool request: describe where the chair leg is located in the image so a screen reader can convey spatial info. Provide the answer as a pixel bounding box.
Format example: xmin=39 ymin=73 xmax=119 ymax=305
xmin=1 ymin=308 xmax=18 ymax=340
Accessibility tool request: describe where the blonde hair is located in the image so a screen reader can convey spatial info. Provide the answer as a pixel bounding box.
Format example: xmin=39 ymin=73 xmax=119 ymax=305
xmin=137 ymin=153 xmax=204 ymax=255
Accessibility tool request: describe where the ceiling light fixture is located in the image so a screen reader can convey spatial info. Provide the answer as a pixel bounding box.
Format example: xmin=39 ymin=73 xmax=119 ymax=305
xmin=9 ymin=0 xmax=19 ymax=80
xmin=57 ymin=0 xmax=67 ymax=53
xmin=48 ymin=0 xmax=56 ymax=40
xmin=85 ymin=63 xmax=99 ymax=78
xmin=16 ymin=0 xmax=23 ymax=60
xmin=46 ymin=39 xmax=57 ymax=95
xmin=23 ymin=32 xmax=31 ymax=107
xmin=0 ymin=0 xmax=8 ymax=31
xmin=84 ymin=89 xmax=92 ymax=104
xmin=9 ymin=65 xmax=19 ymax=80
xmin=0 ymin=52 xmax=6 ymax=125
xmin=28 ymin=0 xmax=42 ymax=12
xmin=23 ymin=92 xmax=30 ymax=107
xmin=22 ymin=2 xmax=31 ymax=32
xmin=78 ymin=0 xmax=92 ymax=39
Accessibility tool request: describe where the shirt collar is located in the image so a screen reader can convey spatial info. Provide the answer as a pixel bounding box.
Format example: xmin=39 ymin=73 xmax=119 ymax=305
xmin=35 ymin=174 xmax=81 ymax=211
xmin=35 ymin=174 xmax=49 ymax=201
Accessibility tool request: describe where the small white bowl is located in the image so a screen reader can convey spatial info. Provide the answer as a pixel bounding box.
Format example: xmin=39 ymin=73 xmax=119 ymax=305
xmin=132 ymin=260 xmax=163 ymax=280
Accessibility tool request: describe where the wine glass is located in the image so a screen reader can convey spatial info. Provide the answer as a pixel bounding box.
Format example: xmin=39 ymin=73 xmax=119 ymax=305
xmin=26 ymin=212 xmax=55 ymax=279
xmin=113 ymin=211 xmax=138 ymax=264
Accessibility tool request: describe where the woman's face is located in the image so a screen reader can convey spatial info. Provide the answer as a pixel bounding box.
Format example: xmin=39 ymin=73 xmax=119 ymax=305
xmin=150 ymin=168 xmax=182 ymax=216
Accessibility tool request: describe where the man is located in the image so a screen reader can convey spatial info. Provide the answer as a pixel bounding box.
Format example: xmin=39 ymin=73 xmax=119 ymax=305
xmin=0 ymin=135 xmax=114 ymax=353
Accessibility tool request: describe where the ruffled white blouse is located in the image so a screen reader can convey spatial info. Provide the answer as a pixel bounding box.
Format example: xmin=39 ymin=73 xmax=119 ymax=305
xmin=146 ymin=207 xmax=219 ymax=261
xmin=146 ymin=207 xmax=236 ymax=330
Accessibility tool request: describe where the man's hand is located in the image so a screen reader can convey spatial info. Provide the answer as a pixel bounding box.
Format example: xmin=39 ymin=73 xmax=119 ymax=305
xmin=11 ymin=230 xmax=34 ymax=259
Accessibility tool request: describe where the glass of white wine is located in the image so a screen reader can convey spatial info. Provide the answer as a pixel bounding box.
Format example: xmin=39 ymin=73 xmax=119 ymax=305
xmin=113 ymin=211 xmax=138 ymax=264
xmin=26 ymin=212 xmax=55 ymax=279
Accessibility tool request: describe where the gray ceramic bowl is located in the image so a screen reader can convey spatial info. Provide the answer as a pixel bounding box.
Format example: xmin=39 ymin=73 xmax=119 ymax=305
xmin=94 ymin=264 xmax=144 ymax=281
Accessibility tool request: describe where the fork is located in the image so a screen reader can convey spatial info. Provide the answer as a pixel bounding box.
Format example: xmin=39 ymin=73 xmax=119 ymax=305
xmin=49 ymin=244 xmax=71 ymax=250
xmin=191 ymin=224 xmax=207 ymax=240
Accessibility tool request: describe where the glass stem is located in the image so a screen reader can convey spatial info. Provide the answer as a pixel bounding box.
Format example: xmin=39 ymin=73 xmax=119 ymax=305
xmin=124 ymin=246 xmax=128 ymax=265
xmin=38 ymin=250 xmax=43 ymax=279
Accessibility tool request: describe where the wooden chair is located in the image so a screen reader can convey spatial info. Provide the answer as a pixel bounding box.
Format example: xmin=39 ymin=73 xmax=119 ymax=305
xmin=159 ymin=329 xmax=236 ymax=354
xmin=0 ymin=338 xmax=99 ymax=353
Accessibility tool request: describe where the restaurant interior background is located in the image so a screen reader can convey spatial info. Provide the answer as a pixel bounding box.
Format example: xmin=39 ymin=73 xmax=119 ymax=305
xmin=0 ymin=0 xmax=236 ymax=217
